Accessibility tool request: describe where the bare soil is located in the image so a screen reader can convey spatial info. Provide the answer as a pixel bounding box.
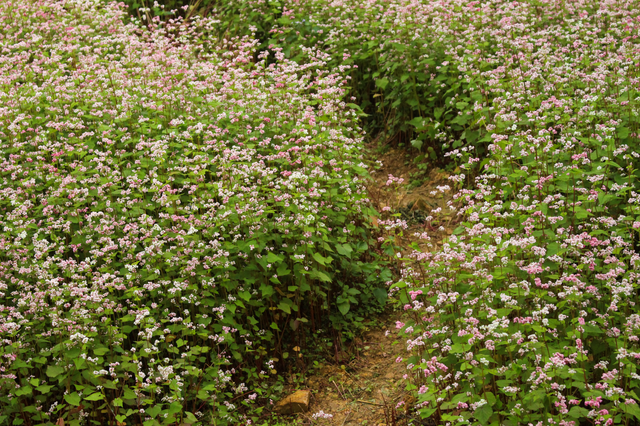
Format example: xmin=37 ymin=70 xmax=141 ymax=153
xmin=269 ymin=144 xmax=455 ymax=426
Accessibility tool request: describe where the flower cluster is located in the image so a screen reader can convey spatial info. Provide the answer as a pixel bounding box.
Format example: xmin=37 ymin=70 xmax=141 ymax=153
xmin=0 ymin=1 xmax=391 ymax=424
xmin=366 ymin=0 xmax=640 ymax=424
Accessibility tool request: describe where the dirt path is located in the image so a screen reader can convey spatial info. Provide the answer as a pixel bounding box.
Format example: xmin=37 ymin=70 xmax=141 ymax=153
xmin=367 ymin=144 xmax=456 ymax=243
xmin=303 ymin=314 xmax=410 ymax=426
xmin=270 ymin=145 xmax=454 ymax=425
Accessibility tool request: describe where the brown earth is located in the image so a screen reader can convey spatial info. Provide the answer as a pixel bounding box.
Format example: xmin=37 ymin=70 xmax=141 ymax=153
xmin=298 ymin=313 xmax=419 ymax=426
xmin=267 ymin=144 xmax=455 ymax=426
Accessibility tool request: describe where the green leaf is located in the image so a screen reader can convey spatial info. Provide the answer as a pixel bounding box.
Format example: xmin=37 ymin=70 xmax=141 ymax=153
xmin=450 ymin=343 xmax=464 ymax=354
xmin=73 ymin=357 xmax=87 ymax=370
xmin=184 ymin=411 xmax=198 ymax=424
xmin=36 ymin=384 xmax=53 ymax=394
xmin=376 ymin=78 xmax=389 ymax=90
xmin=15 ymin=386 xmax=32 ymax=396
xmin=311 ymin=269 xmax=332 ymax=283
xmin=419 ymin=408 xmax=436 ymax=419
xmin=568 ymin=406 xmax=590 ymax=419
xmin=84 ymin=392 xmax=104 ymax=401
xmin=408 ymin=116 xmax=427 ymax=130
xmin=338 ymin=302 xmax=350 ymax=315
xmin=618 ymin=126 xmax=630 ymax=139
xmin=346 ymin=103 xmax=369 ymax=117
xmin=583 ymin=324 xmax=603 ymax=336
xmin=46 ymin=365 xmax=64 ymax=378
xmin=410 ymin=139 xmax=423 ymax=150
xmin=466 ymin=130 xmax=479 ymax=143
xmin=278 ymin=299 xmax=292 ymax=314
xmin=335 ymin=243 xmax=353 ymax=258
xmin=574 ymin=207 xmax=589 ymax=219
xmin=123 ymin=388 xmax=137 ymax=400
xmin=546 ymin=243 xmax=560 ymax=256
xmin=276 ymin=262 xmax=290 ymax=276
xmin=66 ymin=348 xmax=81 ymax=359
xmin=622 ymin=402 xmax=640 ymax=419
xmin=238 ymin=290 xmax=251 ymax=302
xmin=94 ymin=347 xmax=109 ymax=356
xmin=64 ymin=392 xmax=82 ymax=406
xmin=260 ymin=283 xmax=275 ymax=297
xmin=312 ymin=252 xmax=329 ymax=265
xmin=266 ymin=252 xmax=282 ymax=264
xmin=168 ymin=401 xmax=182 ymax=415
xmin=453 ymin=226 xmax=465 ymax=235
xmin=451 ymin=114 xmax=469 ymax=125
xmin=346 ymin=287 xmax=361 ymax=296
xmin=373 ymin=288 xmax=387 ymax=305
xmin=146 ymin=404 xmax=163 ymax=418
xmin=474 ymin=404 xmax=493 ymax=425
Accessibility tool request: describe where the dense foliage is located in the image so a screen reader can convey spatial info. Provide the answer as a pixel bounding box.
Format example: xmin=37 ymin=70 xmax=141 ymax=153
xmin=229 ymin=1 xmax=640 ymax=421
xmin=6 ymin=0 xmax=640 ymax=425
xmin=208 ymin=0 xmax=640 ymax=424
xmin=266 ymin=0 xmax=491 ymax=167
xmin=121 ymin=0 xmax=282 ymax=48
xmin=0 ymin=1 xmax=392 ymax=425
xmin=122 ymin=0 xmax=497 ymax=168
xmin=390 ymin=1 xmax=640 ymax=425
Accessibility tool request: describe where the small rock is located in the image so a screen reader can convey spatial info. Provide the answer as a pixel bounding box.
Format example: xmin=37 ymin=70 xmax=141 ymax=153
xmin=274 ymin=390 xmax=311 ymax=414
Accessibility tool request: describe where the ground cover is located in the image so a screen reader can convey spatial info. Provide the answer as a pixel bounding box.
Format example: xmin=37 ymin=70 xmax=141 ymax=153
xmin=385 ymin=3 xmax=640 ymax=426
xmin=262 ymin=0 xmax=640 ymax=424
xmin=6 ymin=0 xmax=640 ymax=425
xmin=0 ymin=1 xmax=394 ymax=425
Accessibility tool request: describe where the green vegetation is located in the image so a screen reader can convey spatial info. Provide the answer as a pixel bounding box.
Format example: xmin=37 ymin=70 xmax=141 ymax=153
xmin=4 ymin=0 xmax=640 ymax=425
xmin=0 ymin=1 xmax=392 ymax=425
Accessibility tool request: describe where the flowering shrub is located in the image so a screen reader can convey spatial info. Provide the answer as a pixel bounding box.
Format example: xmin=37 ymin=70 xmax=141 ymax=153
xmin=126 ymin=0 xmax=640 ymax=424
xmin=0 ymin=1 xmax=392 ymax=424
xmin=122 ymin=0 xmax=281 ymax=49
xmin=386 ymin=1 xmax=640 ymax=425
xmin=129 ymin=0 xmax=505 ymax=164
xmin=125 ymin=0 xmax=526 ymax=165
xmin=260 ymin=0 xmax=511 ymax=166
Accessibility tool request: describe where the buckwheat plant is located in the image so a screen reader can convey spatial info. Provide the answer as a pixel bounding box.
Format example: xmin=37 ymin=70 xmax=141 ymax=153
xmin=386 ymin=0 xmax=640 ymax=425
xmin=174 ymin=0 xmax=640 ymax=423
xmin=261 ymin=0 xmax=539 ymax=165
xmin=0 ymin=1 xmax=392 ymax=424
